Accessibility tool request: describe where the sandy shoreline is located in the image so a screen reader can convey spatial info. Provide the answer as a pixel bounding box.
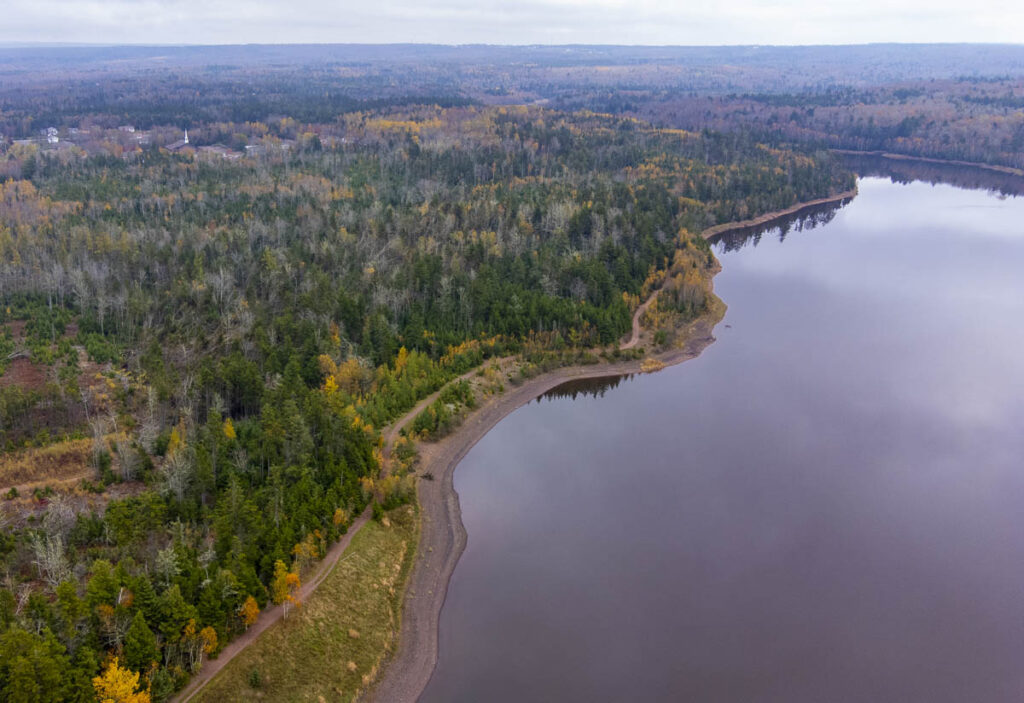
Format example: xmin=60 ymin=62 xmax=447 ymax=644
xmin=366 ymin=187 xmax=859 ymax=703
xmin=365 ymin=313 xmax=722 ymax=703
xmin=701 ymin=188 xmax=858 ymax=239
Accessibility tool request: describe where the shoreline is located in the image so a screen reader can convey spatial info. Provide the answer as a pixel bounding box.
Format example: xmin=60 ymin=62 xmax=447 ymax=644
xmin=830 ymin=149 xmax=1024 ymax=178
xmin=367 ymin=187 xmax=859 ymax=703
xmin=365 ymin=311 xmax=722 ymax=703
xmin=700 ymin=188 xmax=857 ymax=240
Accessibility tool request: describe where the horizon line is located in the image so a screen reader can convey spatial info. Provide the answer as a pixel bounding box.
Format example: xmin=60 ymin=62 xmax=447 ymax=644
xmin=2 ymin=40 xmax=1024 ymax=50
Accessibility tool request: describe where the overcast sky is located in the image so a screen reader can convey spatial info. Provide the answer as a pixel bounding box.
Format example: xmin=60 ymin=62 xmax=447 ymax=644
xmin=2 ymin=0 xmax=1022 ymax=46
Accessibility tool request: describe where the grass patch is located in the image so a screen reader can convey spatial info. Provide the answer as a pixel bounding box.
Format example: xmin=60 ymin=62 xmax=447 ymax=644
xmin=193 ymin=503 xmax=419 ymax=703
xmin=0 ymin=437 xmax=93 ymax=489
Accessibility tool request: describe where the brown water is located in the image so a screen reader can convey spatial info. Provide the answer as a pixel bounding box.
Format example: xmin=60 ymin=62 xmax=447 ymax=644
xmin=419 ymin=172 xmax=1024 ymax=702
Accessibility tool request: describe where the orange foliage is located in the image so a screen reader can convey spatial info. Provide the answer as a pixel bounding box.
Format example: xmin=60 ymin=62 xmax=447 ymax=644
xmin=239 ymin=595 xmax=260 ymax=628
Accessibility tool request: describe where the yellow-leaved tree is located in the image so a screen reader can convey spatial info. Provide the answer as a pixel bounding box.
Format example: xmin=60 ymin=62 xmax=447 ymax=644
xmin=239 ymin=595 xmax=260 ymax=629
xmin=92 ymin=657 xmax=150 ymax=703
xmin=166 ymin=420 xmax=186 ymax=456
xmin=271 ymin=559 xmax=302 ymax=618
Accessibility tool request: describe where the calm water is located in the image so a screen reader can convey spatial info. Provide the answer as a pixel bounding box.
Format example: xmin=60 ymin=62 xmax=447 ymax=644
xmin=420 ymin=173 xmax=1024 ymax=702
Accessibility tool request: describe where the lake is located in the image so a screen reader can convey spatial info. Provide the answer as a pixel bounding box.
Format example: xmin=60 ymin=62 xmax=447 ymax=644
xmin=420 ymin=167 xmax=1024 ymax=702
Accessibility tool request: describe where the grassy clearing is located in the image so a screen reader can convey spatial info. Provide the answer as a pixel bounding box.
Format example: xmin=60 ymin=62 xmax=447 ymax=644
xmin=193 ymin=503 xmax=419 ymax=703
xmin=0 ymin=437 xmax=93 ymax=489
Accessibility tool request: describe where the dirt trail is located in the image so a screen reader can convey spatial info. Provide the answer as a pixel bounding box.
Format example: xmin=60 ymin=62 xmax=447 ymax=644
xmin=175 ymin=366 xmax=504 ymax=702
xmin=382 ymin=368 xmax=484 ymax=457
xmin=0 ymin=471 xmax=92 ymax=496
xmin=174 ymin=507 xmax=371 ymax=702
xmin=621 ymin=290 xmax=657 ymax=350
xmin=178 ymin=188 xmax=858 ymax=703
xmin=175 ymin=382 xmax=460 ymax=702
xmin=367 ymin=188 xmax=859 ymax=703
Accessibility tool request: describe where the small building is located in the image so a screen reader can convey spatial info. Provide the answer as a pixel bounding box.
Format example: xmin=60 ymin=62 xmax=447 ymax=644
xmin=166 ymin=129 xmax=191 ymax=153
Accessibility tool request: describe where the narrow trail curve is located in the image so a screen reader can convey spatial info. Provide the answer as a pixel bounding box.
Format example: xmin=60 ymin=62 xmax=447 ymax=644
xmin=174 ymin=374 xmax=477 ymax=703
xmin=621 ymin=291 xmax=657 ymax=350
xmin=382 ymin=368 xmax=484 ymax=459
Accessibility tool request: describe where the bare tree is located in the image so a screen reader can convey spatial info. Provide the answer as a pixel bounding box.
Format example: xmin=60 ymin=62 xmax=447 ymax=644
xmin=138 ymin=386 xmax=160 ymax=452
xmin=115 ymin=439 xmax=138 ymax=482
xmin=154 ymin=547 xmax=180 ymax=589
xmin=206 ymin=267 xmax=236 ymax=316
xmin=89 ymin=416 xmax=110 ymax=473
xmin=30 ymin=532 xmax=71 ymax=589
xmin=160 ymin=450 xmax=193 ymax=503
xmin=42 ymin=494 xmax=76 ymax=541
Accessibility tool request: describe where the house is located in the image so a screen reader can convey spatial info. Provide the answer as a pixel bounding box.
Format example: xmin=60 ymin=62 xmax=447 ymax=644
xmin=46 ymin=127 xmax=59 ymax=145
xmin=166 ymin=129 xmax=191 ymax=152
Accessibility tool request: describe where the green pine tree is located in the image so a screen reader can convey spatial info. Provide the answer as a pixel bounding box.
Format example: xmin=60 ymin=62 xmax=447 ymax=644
xmin=123 ymin=611 xmax=159 ymax=673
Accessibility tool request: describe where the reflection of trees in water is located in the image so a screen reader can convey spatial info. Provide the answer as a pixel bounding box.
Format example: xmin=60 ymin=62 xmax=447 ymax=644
xmin=842 ymin=154 xmax=1024 ymax=198
xmin=712 ymin=156 xmax=1024 ymax=254
xmin=711 ymin=198 xmax=848 ymax=253
xmin=539 ymin=374 xmax=633 ymax=402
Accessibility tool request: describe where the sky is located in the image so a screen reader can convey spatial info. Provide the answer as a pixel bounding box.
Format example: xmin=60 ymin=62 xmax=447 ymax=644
xmin=1 ymin=0 xmax=1022 ymax=46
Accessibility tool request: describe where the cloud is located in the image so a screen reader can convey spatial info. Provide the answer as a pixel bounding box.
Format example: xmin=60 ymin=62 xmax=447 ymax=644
xmin=1 ymin=0 xmax=1021 ymax=45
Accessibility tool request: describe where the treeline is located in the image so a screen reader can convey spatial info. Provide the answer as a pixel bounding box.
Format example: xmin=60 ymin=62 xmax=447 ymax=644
xmin=0 ymin=105 xmax=851 ymax=702
xmin=612 ymin=78 xmax=1024 ymax=170
xmin=0 ymin=61 xmax=472 ymax=137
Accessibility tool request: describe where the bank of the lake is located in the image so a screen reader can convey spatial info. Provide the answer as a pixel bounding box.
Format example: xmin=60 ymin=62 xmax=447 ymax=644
xmin=831 ymin=148 xmax=1024 ymax=177
xmin=364 ymin=308 xmax=723 ymax=703
xmin=367 ymin=188 xmax=859 ymax=703
xmin=415 ymin=175 xmax=1024 ymax=702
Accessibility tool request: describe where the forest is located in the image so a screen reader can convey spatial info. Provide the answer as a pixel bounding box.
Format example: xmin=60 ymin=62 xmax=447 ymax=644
xmin=3 ymin=43 xmax=1024 ymax=169
xmin=0 ymin=80 xmax=854 ymax=703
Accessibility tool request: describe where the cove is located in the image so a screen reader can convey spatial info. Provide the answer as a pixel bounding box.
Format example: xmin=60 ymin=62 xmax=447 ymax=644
xmin=419 ymin=170 xmax=1024 ymax=702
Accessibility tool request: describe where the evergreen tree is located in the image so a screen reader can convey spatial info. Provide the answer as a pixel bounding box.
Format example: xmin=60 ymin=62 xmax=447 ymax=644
xmin=0 ymin=629 xmax=71 ymax=703
xmin=157 ymin=584 xmax=197 ymax=642
xmin=123 ymin=612 xmax=159 ymax=673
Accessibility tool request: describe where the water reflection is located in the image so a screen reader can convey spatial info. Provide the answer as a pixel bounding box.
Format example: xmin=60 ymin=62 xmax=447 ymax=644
xmin=421 ymin=171 xmax=1024 ymax=703
xmin=711 ymin=158 xmax=1024 ymax=255
xmin=538 ymin=374 xmax=633 ymax=402
xmin=710 ymin=197 xmax=850 ymax=253
xmin=841 ymin=153 xmax=1024 ymax=197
